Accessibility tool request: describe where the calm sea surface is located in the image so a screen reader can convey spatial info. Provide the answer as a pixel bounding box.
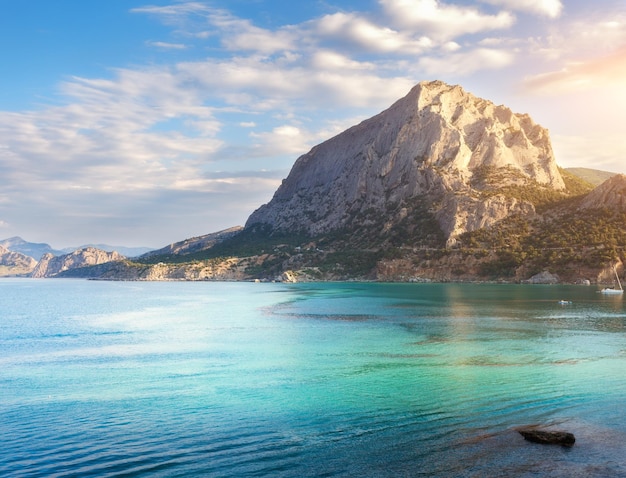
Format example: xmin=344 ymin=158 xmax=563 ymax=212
xmin=1 ymin=279 xmax=626 ymax=477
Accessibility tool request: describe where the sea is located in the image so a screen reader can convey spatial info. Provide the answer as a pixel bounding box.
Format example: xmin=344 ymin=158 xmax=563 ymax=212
xmin=1 ymin=279 xmax=625 ymax=477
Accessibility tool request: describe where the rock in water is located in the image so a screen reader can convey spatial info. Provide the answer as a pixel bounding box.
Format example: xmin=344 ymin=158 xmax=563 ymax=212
xmin=246 ymin=80 xmax=564 ymax=245
xmin=517 ymin=428 xmax=576 ymax=446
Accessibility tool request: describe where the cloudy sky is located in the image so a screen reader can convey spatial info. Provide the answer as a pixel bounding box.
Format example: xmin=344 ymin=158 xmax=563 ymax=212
xmin=2 ymin=0 xmax=626 ymax=248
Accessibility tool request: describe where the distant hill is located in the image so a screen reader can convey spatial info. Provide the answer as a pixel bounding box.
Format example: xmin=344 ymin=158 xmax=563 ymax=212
xmin=565 ymin=168 xmax=617 ymax=186
xmin=0 ymin=237 xmax=64 ymax=261
xmin=141 ymin=227 xmax=242 ymax=260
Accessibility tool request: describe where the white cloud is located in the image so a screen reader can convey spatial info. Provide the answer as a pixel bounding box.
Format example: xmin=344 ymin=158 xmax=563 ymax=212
xmin=524 ymin=46 xmax=626 ymax=94
xmin=310 ymin=50 xmax=376 ymax=70
xmin=175 ymin=56 xmax=416 ymax=109
xmin=312 ymin=12 xmax=433 ymax=54
xmin=146 ymin=41 xmax=188 ymax=49
xmin=419 ymin=47 xmax=514 ymax=76
xmin=526 ymin=12 xmax=626 ymax=63
xmin=130 ymin=2 xmax=211 ymax=21
xmin=480 ymin=0 xmax=562 ymax=18
xmin=207 ymin=10 xmax=296 ymax=54
xmin=250 ymin=125 xmax=310 ymax=157
xmin=380 ymin=0 xmax=515 ymax=41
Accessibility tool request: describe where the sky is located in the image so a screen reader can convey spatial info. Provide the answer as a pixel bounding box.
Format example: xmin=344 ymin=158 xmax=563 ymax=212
xmin=1 ymin=0 xmax=626 ymax=249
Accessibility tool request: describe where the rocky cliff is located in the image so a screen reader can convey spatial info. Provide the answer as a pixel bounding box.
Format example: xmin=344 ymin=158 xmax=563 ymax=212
xmin=0 ymin=245 xmax=37 ymax=276
xmin=31 ymin=247 xmax=124 ymax=278
xmin=247 ymin=80 xmax=564 ymax=245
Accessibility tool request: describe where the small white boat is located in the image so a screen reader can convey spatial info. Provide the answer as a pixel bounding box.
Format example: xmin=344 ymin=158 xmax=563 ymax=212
xmin=600 ymin=265 xmax=624 ymax=295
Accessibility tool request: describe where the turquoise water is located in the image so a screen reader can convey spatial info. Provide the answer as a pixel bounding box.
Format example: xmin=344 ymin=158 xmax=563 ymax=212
xmin=1 ymin=279 xmax=625 ymax=477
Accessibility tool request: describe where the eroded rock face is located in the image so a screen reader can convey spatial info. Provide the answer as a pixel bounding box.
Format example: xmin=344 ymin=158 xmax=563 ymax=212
xmin=246 ymin=80 xmax=563 ymax=242
xmin=30 ymin=247 xmax=124 ymax=278
xmin=437 ymin=194 xmax=536 ymax=246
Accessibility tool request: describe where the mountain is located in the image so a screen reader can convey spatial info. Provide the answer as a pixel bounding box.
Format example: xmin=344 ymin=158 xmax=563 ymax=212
xmin=247 ymin=80 xmax=564 ymax=247
xmin=45 ymin=81 xmax=626 ymax=284
xmin=61 ymin=244 xmax=153 ymax=258
xmin=0 ymin=245 xmax=37 ymax=277
xmin=0 ymin=237 xmax=65 ymax=261
xmin=31 ymin=247 xmax=125 ymax=278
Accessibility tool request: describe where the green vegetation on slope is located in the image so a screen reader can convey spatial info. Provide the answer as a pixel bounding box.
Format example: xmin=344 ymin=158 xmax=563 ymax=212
xmin=457 ymin=208 xmax=626 ymax=278
xmin=126 ymin=169 xmax=617 ymax=281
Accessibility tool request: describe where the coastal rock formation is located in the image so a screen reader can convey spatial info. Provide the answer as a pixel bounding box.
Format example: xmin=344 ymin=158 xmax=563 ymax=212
xmin=578 ymin=174 xmax=626 ymax=211
xmin=31 ymin=247 xmax=124 ymax=278
xmin=247 ymin=80 xmax=563 ymax=244
xmin=523 ymin=271 xmax=560 ymax=284
xmin=0 ymin=245 xmax=37 ymax=276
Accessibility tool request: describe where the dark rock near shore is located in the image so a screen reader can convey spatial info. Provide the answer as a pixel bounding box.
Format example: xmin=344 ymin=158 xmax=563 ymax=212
xmin=517 ymin=427 xmax=575 ymax=446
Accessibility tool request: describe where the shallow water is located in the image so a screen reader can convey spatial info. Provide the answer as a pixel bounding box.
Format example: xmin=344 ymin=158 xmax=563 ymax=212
xmin=1 ymin=279 xmax=625 ymax=477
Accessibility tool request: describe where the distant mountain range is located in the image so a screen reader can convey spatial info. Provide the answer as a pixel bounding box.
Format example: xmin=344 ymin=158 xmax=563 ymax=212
xmin=0 ymin=237 xmax=65 ymax=261
xmin=2 ymin=81 xmax=625 ymax=283
xmin=0 ymin=237 xmax=152 ymax=261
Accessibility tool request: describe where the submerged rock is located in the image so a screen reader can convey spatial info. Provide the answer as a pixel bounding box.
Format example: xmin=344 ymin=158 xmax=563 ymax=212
xmin=517 ymin=427 xmax=575 ymax=446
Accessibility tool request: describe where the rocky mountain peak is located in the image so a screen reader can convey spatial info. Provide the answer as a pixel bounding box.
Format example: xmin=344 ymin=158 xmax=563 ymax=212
xmin=246 ymin=80 xmax=564 ymax=243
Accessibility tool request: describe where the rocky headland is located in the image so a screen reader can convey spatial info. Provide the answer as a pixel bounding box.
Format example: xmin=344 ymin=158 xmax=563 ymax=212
xmin=4 ymin=81 xmax=626 ymax=284
xmin=30 ymin=247 xmax=125 ymax=278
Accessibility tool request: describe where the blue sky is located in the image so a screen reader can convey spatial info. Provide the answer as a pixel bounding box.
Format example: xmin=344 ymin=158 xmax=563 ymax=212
xmin=1 ymin=0 xmax=626 ymax=248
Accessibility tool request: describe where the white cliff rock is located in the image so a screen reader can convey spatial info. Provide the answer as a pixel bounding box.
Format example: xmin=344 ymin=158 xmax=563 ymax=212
xmin=246 ymin=80 xmax=563 ymax=242
xmin=31 ymin=247 xmax=124 ymax=278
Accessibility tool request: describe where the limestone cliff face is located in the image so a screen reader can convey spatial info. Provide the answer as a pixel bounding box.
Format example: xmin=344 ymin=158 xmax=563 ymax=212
xmin=31 ymin=247 xmax=124 ymax=278
xmin=578 ymin=174 xmax=626 ymax=211
xmin=0 ymin=245 xmax=37 ymax=276
xmin=246 ymin=80 xmax=563 ymax=242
